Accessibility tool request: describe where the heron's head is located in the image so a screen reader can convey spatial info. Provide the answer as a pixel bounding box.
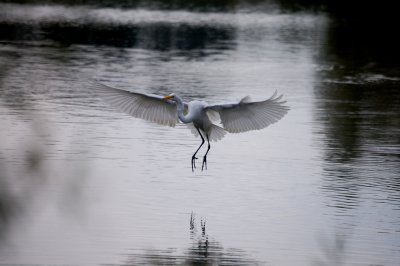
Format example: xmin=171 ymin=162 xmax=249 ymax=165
xmin=163 ymin=93 xmax=175 ymax=101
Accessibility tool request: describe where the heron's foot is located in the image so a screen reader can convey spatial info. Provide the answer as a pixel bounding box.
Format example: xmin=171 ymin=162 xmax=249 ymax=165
xmin=191 ymin=155 xmax=198 ymax=172
xmin=201 ymin=156 xmax=207 ymax=171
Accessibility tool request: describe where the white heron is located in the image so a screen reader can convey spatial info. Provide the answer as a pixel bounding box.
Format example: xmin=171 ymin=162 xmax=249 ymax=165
xmin=94 ymin=82 xmax=289 ymax=171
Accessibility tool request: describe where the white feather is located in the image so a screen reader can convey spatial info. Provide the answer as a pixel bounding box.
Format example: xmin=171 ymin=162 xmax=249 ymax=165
xmin=206 ymin=91 xmax=289 ymax=133
xmin=93 ymin=82 xmax=179 ymax=127
xmin=186 ymin=123 xmax=226 ymax=142
xmin=208 ymin=124 xmax=227 ymax=141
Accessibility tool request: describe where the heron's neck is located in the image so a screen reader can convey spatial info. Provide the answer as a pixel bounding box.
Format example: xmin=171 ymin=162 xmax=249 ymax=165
xmin=174 ymin=95 xmax=191 ymax=123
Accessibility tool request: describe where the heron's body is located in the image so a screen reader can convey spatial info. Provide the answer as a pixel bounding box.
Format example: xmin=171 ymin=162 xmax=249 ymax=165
xmin=186 ymin=101 xmax=213 ymax=131
xmin=94 ymin=82 xmax=289 ymax=171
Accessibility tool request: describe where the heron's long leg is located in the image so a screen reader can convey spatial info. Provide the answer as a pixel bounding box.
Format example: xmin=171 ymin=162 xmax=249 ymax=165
xmin=192 ymin=127 xmax=205 ymax=172
xmin=202 ymin=133 xmax=210 ymax=171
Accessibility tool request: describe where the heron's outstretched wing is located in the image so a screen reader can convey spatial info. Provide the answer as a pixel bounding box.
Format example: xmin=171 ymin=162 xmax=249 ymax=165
xmin=206 ymin=91 xmax=289 ymax=133
xmin=93 ymin=82 xmax=179 ymax=127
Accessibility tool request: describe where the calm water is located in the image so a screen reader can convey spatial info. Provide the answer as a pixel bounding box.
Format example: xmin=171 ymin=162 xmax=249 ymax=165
xmin=0 ymin=3 xmax=399 ymax=266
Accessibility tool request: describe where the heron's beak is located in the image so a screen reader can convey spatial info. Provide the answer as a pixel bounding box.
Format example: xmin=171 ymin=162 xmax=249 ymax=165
xmin=163 ymin=95 xmax=174 ymax=100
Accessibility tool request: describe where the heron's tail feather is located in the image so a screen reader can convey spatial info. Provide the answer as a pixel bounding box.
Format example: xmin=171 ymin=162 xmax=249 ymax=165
xmin=187 ymin=124 xmax=200 ymax=138
xmin=186 ymin=124 xmax=226 ymax=142
xmin=208 ymin=124 xmax=227 ymax=142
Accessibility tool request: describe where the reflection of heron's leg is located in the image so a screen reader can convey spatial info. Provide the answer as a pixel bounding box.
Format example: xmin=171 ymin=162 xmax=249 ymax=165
xmin=192 ymin=128 xmax=205 ymax=172
xmin=202 ymin=133 xmax=210 ymax=171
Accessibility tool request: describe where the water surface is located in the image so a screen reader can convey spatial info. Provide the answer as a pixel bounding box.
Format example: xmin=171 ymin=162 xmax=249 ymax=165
xmin=0 ymin=3 xmax=399 ymax=266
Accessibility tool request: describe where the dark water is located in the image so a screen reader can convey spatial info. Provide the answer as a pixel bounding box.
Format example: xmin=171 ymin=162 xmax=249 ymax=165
xmin=0 ymin=2 xmax=399 ymax=266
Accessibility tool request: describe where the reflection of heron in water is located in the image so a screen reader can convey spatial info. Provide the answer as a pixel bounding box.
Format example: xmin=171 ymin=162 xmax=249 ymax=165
xmin=123 ymin=212 xmax=260 ymax=265
xmin=95 ymin=83 xmax=289 ymax=171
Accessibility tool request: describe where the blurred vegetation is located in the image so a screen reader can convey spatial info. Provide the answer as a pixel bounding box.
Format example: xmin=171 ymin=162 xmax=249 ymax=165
xmin=1 ymin=0 xmax=398 ymax=67
xmin=0 ymin=0 xmax=243 ymax=11
xmin=0 ymin=22 xmax=236 ymax=51
xmin=0 ymin=0 xmax=397 ymax=16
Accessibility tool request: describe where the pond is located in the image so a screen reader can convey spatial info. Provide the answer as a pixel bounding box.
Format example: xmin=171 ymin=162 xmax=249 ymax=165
xmin=0 ymin=2 xmax=399 ymax=265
